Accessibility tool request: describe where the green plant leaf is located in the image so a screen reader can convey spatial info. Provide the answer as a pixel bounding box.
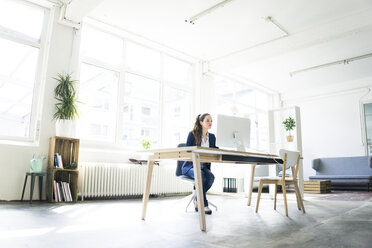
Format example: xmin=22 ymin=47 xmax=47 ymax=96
xmin=282 ymin=117 xmax=296 ymax=131
xmin=141 ymin=139 xmax=151 ymax=149
xmin=53 ymin=73 xmax=80 ymax=120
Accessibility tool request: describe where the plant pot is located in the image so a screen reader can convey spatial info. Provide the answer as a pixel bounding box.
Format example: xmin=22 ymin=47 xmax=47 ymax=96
xmin=286 ymin=135 xmax=294 ymax=142
xmin=56 ymin=119 xmax=74 ymax=137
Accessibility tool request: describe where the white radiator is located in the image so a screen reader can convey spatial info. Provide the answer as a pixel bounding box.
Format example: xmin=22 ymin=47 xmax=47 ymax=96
xmin=80 ymin=162 xmax=192 ymax=200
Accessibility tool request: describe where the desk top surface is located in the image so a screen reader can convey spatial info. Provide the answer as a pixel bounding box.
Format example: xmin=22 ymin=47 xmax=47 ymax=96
xmin=141 ymin=146 xmax=280 ymax=159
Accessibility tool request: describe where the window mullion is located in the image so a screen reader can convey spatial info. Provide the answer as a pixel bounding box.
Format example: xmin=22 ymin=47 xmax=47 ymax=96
xmin=81 ymin=57 xmax=121 ymax=72
xmin=0 ymin=27 xmax=41 ymax=48
xmin=115 ymin=39 xmax=127 ymax=145
xmin=159 ymin=53 xmax=165 ymax=146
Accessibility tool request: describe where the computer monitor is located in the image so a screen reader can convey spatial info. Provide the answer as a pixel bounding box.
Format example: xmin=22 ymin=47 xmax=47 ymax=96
xmin=216 ymin=114 xmax=251 ymax=152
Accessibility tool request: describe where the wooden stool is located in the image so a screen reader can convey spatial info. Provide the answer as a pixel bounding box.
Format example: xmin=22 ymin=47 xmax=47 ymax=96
xmin=21 ymin=172 xmax=47 ymax=203
xmin=304 ymin=180 xmax=331 ymax=194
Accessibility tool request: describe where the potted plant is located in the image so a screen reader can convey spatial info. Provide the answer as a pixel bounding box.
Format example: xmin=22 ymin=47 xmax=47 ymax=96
xmin=282 ymin=117 xmax=296 ymax=142
xmin=53 ymin=73 xmax=79 ymax=137
xmin=141 ymin=139 xmax=151 ymax=150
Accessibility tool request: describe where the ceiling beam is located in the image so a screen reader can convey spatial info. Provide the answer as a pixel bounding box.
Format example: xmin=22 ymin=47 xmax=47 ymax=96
xmin=59 ymin=0 xmax=104 ymax=28
xmin=210 ymin=9 xmax=372 ymax=72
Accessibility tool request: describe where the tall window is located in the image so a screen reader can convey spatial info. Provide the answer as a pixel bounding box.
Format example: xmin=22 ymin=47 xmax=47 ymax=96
xmin=163 ymin=55 xmax=193 ymax=147
xmin=78 ymin=64 xmax=119 ymax=141
xmin=79 ymin=25 xmax=194 ymax=148
xmin=215 ymin=77 xmax=272 ymax=152
xmin=0 ymin=0 xmax=45 ymax=140
xmin=122 ymin=73 xmax=161 ymax=147
xmin=78 ymin=26 xmax=123 ymax=142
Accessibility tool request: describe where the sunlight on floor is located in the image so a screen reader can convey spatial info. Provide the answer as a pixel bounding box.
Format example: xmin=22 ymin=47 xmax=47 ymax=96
xmin=0 ymin=227 xmax=55 ymax=239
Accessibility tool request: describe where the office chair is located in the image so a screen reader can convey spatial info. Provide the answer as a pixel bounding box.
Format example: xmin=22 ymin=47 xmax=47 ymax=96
xmin=255 ymin=149 xmax=305 ymax=216
xmin=176 ymin=143 xmax=217 ymax=212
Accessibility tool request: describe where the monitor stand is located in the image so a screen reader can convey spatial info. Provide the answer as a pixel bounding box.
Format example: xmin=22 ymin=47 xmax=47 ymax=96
xmin=233 ymin=131 xmax=246 ymax=152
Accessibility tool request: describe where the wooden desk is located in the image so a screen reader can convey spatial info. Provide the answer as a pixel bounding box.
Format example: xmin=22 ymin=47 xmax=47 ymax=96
xmin=141 ymin=146 xmax=283 ymax=231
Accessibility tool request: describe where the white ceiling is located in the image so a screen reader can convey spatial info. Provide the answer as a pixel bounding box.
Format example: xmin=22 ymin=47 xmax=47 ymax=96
xmin=79 ymin=0 xmax=372 ymax=94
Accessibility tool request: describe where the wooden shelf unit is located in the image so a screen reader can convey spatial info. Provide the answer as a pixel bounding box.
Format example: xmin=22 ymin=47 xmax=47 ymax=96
xmin=47 ymin=136 xmax=80 ymax=202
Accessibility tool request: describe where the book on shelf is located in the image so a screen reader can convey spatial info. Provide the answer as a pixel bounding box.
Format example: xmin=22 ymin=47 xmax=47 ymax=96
xmin=61 ymin=182 xmax=67 ymax=201
xmin=54 ymin=180 xmax=62 ymax=202
xmin=66 ymin=182 xmax=72 ymax=201
xmin=53 ymin=180 xmax=72 ymax=202
xmin=54 ymin=154 xmax=58 ymax=167
xmin=54 ymin=153 xmax=64 ymax=169
xmin=53 ymin=180 xmax=59 ymax=202
xmin=57 ymin=154 xmax=64 ymax=169
xmin=58 ymin=182 xmax=63 ymax=201
xmin=62 ymin=182 xmax=72 ymax=202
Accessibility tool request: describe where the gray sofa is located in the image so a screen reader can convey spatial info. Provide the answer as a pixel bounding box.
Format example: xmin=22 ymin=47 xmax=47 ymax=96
xmin=309 ymin=156 xmax=372 ymax=191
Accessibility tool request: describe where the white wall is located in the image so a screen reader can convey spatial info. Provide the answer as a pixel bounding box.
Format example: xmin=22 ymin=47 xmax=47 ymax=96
xmin=283 ymin=84 xmax=371 ymax=180
xmin=0 ymin=6 xmax=79 ymax=201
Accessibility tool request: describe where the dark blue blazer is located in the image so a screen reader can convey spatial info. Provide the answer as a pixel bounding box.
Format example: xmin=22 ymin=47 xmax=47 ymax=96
xmin=182 ymin=131 xmax=218 ymax=174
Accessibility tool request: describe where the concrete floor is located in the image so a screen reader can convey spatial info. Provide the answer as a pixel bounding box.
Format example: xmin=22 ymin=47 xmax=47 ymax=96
xmin=0 ymin=192 xmax=372 ymax=248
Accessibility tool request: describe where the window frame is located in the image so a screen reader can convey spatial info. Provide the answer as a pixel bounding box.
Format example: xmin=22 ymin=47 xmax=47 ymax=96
xmin=361 ymin=99 xmax=372 ymax=156
xmin=78 ymin=24 xmax=195 ymax=150
xmin=215 ymin=78 xmax=273 ymax=152
xmin=0 ymin=0 xmax=52 ymax=143
xmin=78 ymin=61 xmax=121 ymax=143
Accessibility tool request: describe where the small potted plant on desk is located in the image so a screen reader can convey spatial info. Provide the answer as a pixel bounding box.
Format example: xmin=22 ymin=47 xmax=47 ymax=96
xmin=141 ymin=139 xmax=151 ymax=150
xmin=282 ymin=117 xmax=296 ymax=142
xmin=53 ymin=73 xmax=80 ymax=137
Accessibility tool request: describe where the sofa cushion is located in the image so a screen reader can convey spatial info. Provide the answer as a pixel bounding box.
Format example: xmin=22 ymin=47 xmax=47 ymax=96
xmin=309 ymin=175 xmax=372 ymax=179
xmin=312 ymin=156 xmax=372 ymax=175
xmin=330 ymin=179 xmax=370 ymax=184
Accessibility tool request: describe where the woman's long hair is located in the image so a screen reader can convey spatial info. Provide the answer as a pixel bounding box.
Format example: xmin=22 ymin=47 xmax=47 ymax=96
xmin=192 ymin=113 xmax=210 ymax=146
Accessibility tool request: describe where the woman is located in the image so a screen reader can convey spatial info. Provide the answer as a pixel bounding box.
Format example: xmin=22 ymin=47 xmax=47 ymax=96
xmin=182 ymin=113 xmax=218 ymax=215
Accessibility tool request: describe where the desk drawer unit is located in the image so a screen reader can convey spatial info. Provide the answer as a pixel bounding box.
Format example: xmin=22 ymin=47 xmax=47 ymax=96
xmin=304 ymin=180 xmax=331 ymax=194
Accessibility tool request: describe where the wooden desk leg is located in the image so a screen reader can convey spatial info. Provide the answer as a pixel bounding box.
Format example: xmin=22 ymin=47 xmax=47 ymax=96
xmin=141 ymin=158 xmax=155 ymax=220
xmin=247 ymin=164 xmax=256 ymax=206
xmin=192 ymin=152 xmax=206 ymax=232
